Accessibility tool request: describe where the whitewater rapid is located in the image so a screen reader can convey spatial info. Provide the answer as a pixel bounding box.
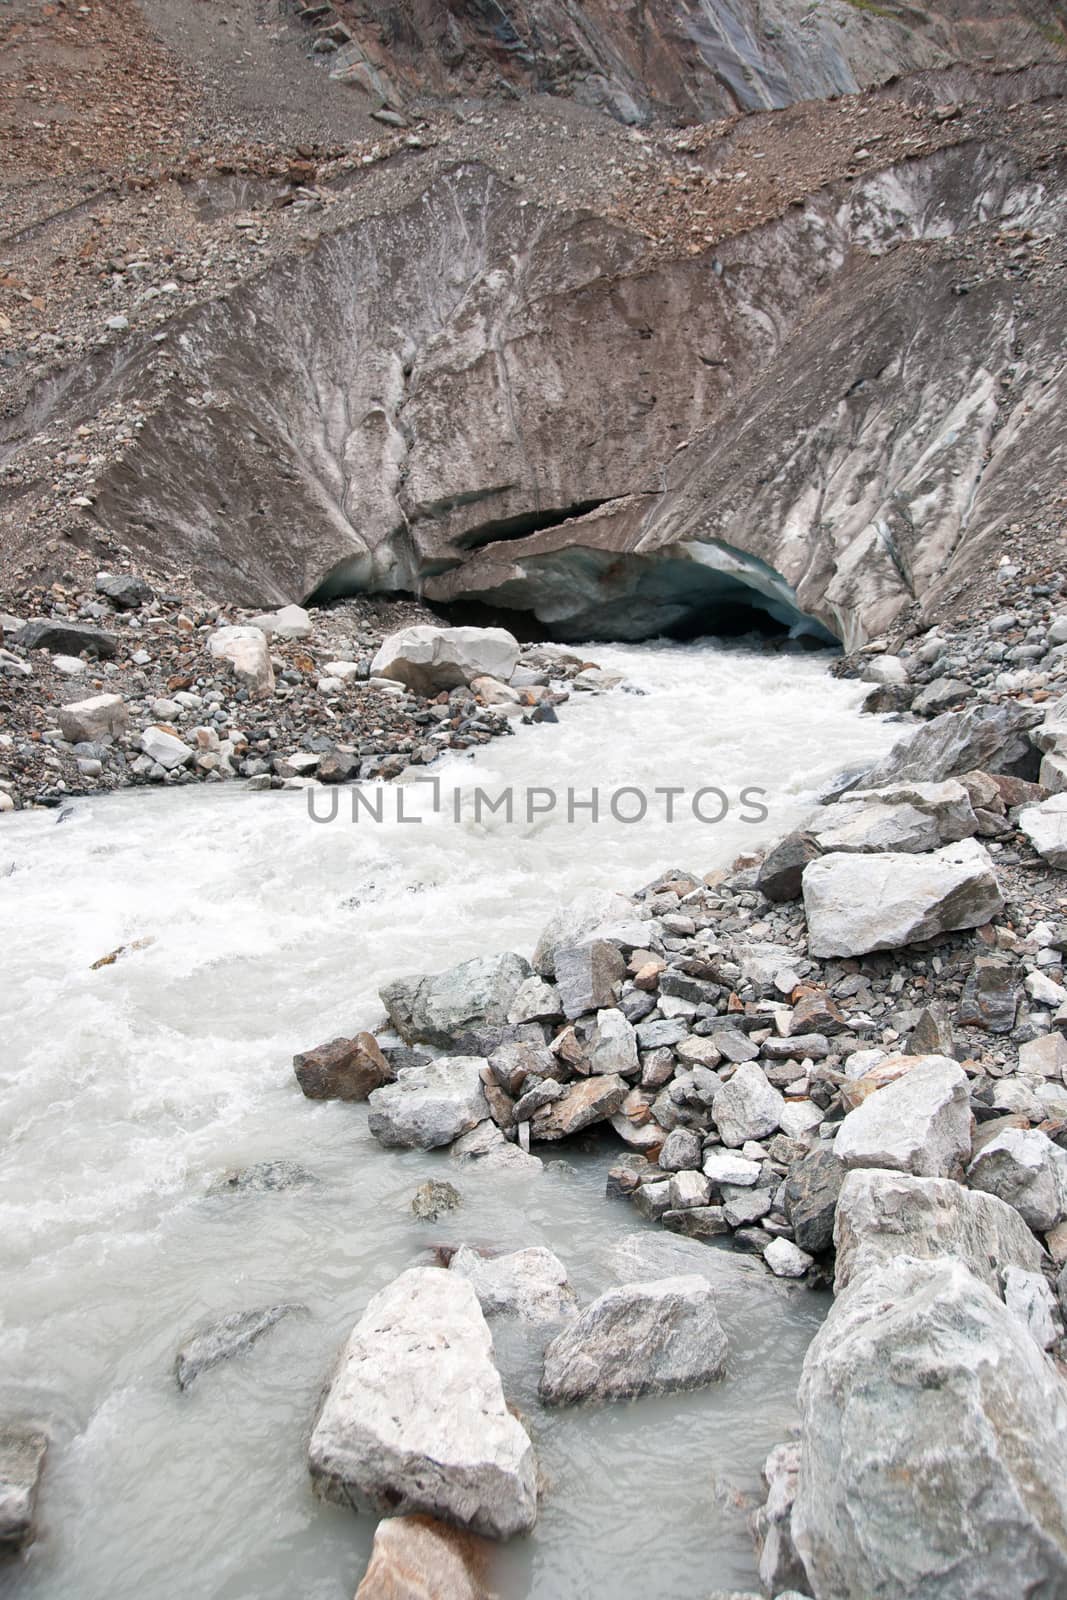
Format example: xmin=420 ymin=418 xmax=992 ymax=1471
xmin=0 ymin=640 xmax=899 ymax=1599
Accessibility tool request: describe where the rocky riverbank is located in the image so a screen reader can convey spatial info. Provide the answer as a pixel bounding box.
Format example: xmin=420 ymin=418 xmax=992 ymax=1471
xmin=0 ymin=567 xmax=618 ymax=810
xmin=259 ymin=606 xmax=1067 ymax=1597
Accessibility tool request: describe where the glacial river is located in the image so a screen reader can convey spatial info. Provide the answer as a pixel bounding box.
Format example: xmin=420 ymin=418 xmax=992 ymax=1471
xmin=0 ymin=640 xmax=899 ymax=1599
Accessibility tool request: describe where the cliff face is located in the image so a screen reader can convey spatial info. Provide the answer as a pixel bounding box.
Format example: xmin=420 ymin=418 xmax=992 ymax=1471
xmin=1 ymin=35 xmax=1065 ymax=647
xmin=321 ymin=0 xmax=1066 ymax=124
xmin=20 ymin=123 xmax=1060 ymax=645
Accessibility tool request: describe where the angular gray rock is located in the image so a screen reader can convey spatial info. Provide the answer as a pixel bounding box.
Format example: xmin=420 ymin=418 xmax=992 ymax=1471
xmin=367 ymin=1057 xmax=489 ymax=1149
xmin=966 ymin=1127 xmax=1067 ymax=1233
xmin=371 ymin=626 xmax=519 ymax=693
xmin=309 ymin=1267 xmax=537 ymax=1538
xmin=57 ymin=693 xmax=127 ymax=744
xmin=833 ymin=1057 xmax=971 ymax=1179
xmin=803 ymin=838 xmax=1003 ymax=958
xmin=539 ymin=1275 xmax=728 ymax=1404
xmin=1018 ymin=793 xmax=1067 ymax=871
xmin=175 ymin=1304 xmax=301 ymax=1390
xmin=833 ymin=1168 xmax=1046 ymax=1292
xmin=381 ymin=953 xmax=532 ymax=1049
xmin=532 ymin=890 xmax=639 ymax=977
xmin=711 ymin=1062 xmax=784 ymax=1148
xmin=447 ymin=1245 xmax=577 ymax=1324
xmin=0 ymin=1426 xmax=47 ymax=1553
xmin=793 ymin=1255 xmax=1067 ymax=1600
xmin=860 ymin=700 xmax=1044 ymax=787
xmin=1002 ymin=1265 xmax=1063 ymax=1351
xmin=96 ymin=570 xmax=152 ymax=609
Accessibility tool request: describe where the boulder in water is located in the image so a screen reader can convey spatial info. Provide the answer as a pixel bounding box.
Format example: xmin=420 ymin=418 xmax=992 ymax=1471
xmin=381 ymin=953 xmax=532 ymax=1050
xmin=367 ymin=1057 xmax=489 ymax=1149
xmin=308 ymin=1267 xmax=537 ymax=1538
xmin=0 ymin=1425 xmax=47 ymax=1553
xmin=355 ymin=1514 xmax=493 ymax=1599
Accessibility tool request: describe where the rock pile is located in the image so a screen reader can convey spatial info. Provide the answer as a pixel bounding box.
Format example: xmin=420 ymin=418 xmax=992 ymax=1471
xmin=0 ymin=601 xmax=610 ymax=808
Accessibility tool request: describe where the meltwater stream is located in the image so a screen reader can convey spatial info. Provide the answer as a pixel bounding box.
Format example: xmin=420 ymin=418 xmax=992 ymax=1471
xmin=0 ymin=641 xmax=899 ymax=1600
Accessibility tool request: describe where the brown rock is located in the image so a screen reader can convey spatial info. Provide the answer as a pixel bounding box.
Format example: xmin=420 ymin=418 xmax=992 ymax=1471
xmin=355 ymin=1514 xmax=492 ymax=1599
xmin=530 ymin=1074 xmax=627 ymax=1141
xmin=292 ymin=1032 xmax=393 ymax=1100
xmin=790 ymin=990 xmax=847 ymax=1036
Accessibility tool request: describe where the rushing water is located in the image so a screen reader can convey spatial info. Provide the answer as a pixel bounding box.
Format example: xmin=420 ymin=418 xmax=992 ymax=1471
xmin=0 ymin=640 xmax=899 ymax=1600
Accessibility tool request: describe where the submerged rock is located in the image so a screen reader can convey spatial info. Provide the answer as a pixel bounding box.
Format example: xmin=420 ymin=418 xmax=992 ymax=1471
xmin=354 ymin=1514 xmax=493 ymax=1600
xmin=539 ymin=1276 xmax=728 ymax=1404
xmin=175 ymin=1304 xmax=301 ymax=1390
xmin=308 ymin=1267 xmax=537 ymax=1538
xmin=447 ymin=1245 xmax=577 ymax=1324
xmin=803 ymin=838 xmax=1002 ymax=958
xmin=793 ymin=1255 xmax=1067 ymax=1600
xmin=0 ymin=1425 xmax=47 ymax=1553
xmin=209 ymin=1159 xmax=316 ymax=1194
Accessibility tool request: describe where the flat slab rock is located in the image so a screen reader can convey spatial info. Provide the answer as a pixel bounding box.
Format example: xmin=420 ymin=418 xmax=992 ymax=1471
xmin=308 ymin=1267 xmax=537 ymax=1539
xmin=793 ymin=1255 xmax=1067 ymax=1600
xmin=175 ymin=1304 xmax=302 ymax=1390
xmin=0 ymin=1425 xmax=48 ymax=1552
xmin=539 ymin=1275 xmax=728 ymax=1405
xmin=802 ymin=837 xmax=1003 ymax=959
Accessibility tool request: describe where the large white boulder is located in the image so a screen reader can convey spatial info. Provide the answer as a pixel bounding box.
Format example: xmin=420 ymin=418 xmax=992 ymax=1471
xmin=58 ymin=693 xmax=127 ymax=744
xmin=1018 ymin=793 xmax=1067 ymax=871
xmin=793 ymin=1255 xmax=1067 ymax=1599
xmin=833 ymin=1168 xmax=1045 ymax=1292
xmin=803 ymin=838 xmax=1003 ymax=958
xmin=371 ymin=626 xmax=519 ymax=694
xmin=539 ymin=1276 xmax=728 ymax=1404
xmin=967 ymin=1127 xmax=1067 ymax=1233
xmin=833 ymin=1057 xmax=971 ymax=1179
xmin=367 ymin=1057 xmax=489 ymax=1149
xmin=308 ymin=1267 xmax=537 ymax=1538
xmin=207 ymin=625 xmax=275 ymax=694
